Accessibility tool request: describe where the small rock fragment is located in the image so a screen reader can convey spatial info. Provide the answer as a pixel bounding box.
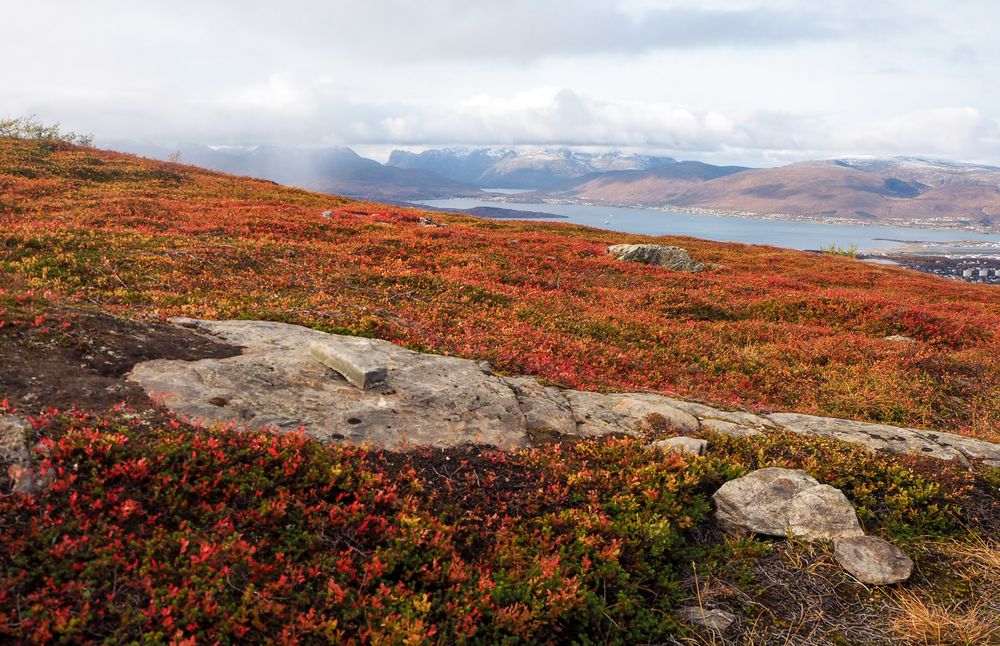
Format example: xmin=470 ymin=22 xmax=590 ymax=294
xmin=883 ymin=335 xmax=916 ymax=343
xmin=834 ymin=535 xmax=913 ymax=585
xmin=309 ymin=341 xmax=388 ymax=390
xmin=0 ymin=416 xmax=32 ymax=468
xmin=321 ymin=210 xmax=333 ymax=218
xmin=678 ymin=606 xmax=736 ymax=633
xmin=1 ymin=415 xmax=49 ymax=495
xmin=647 ymin=436 xmax=707 ymax=456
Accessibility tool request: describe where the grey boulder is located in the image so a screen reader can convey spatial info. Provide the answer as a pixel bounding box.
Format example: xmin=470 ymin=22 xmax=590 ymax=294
xmin=713 ymin=467 xmax=863 ymax=540
xmin=607 ymin=244 xmax=706 ymax=272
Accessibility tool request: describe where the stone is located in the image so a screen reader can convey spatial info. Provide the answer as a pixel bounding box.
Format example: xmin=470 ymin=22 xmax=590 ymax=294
xmin=562 ymin=390 xmax=639 ymax=437
xmin=321 ymin=210 xmax=333 ymax=218
xmin=713 ymin=467 xmax=863 ymax=540
xmin=678 ymin=606 xmax=736 ymax=633
xmin=665 ymin=400 xmax=777 ymax=428
xmin=607 ymin=244 xmax=705 ymax=272
xmin=768 ymin=413 xmax=1000 ymax=464
xmin=0 ymin=416 xmax=32 ymax=468
xmin=309 ymin=340 xmax=388 ymax=389
xmin=834 ymin=536 xmax=913 ymax=585
xmin=131 ymin=319 xmax=530 ymax=450
xmin=647 ymin=436 xmax=707 ymax=456
xmin=883 ymin=335 xmax=916 ymax=343
xmin=0 ymin=415 xmax=49 ymax=495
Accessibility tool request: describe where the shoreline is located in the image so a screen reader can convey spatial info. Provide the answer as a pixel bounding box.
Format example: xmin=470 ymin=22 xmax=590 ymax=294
xmin=482 ymin=194 xmax=999 ymax=235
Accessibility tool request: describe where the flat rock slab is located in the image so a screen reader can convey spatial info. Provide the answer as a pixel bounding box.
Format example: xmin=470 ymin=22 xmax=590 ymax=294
xmin=713 ymin=467 xmax=863 ymax=540
xmin=768 ymin=413 xmax=1000 ymax=464
xmin=834 ymin=536 xmax=913 ymax=585
xmin=132 ymin=319 xmax=530 ymax=450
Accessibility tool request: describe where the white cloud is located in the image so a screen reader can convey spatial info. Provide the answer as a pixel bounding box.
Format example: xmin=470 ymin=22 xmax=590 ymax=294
xmin=2 ymin=1 xmax=999 ymax=165
xmin=840 ymin=107 xmax=996 ymax=157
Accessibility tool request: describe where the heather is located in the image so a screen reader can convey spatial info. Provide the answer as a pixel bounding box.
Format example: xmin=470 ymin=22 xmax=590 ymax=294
xmin=1 ymin=138 xmax=997 ymax=440
xmin=2 ymin=138 xmax=1000 ymax=643
xmin=0 ymin=405 xmax=987 ymax=644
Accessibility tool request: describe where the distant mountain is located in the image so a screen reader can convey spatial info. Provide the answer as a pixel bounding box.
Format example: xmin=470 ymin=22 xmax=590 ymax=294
xmin=539 ymin=157 xmax=1000 ymax=231
xmin=100 ymin=141 xmax=482 ymax=201
xmin=386 ymin=147 xmax=676 ymax=189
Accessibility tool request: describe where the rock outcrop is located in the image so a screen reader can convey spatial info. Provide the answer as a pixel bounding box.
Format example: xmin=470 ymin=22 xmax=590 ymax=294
xmin=129 ymin=319 xmax=705 ymax=450
xmin=607 ymin=244 xmax=706 ymax=272
xmin=126 ymin=319 xmax=1000 ymax=465
xmin=712 ymin=468 xmax=863 ymax=540
xmin=768 ymin=413 xmax=1000 ymax=465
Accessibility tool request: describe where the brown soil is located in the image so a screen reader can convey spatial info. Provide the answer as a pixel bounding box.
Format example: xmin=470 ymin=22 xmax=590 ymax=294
xmin=0 ymin=308 xmax=240 ymax=416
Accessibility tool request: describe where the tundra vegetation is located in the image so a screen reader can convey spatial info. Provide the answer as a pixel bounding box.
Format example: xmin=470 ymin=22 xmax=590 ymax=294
xmin=1 ymin=135 xmax=998 ymax=643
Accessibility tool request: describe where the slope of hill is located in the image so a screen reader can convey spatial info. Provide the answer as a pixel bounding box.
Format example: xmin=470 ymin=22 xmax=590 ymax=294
xmin=3 ymin=139 xmax=997 ymax=436
xmin=1 ymin=138 xmax=999 ymax=643
xmin=387 ymin=147 xmax=676 ymax=189
xmin=104 ymin=140 xmax=483 ymax=201
xmin=543 ymin=157 xmax=1000 ymax=231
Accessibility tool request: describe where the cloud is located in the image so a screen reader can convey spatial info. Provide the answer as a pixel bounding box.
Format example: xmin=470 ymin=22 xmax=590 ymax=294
xmin=839 ymin=107 xmax=998 ymax=157
xmin=4 ymin=1 xmax=1000 ymax=165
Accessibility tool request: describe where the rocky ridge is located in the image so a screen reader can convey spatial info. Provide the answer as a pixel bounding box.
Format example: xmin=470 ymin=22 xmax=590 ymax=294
xmin=126 ymin=319 xmax=1000 ymax=466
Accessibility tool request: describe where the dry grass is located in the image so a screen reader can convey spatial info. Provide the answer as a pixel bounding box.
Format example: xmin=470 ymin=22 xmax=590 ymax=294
xmin=676 ymin=536 xmax=1000 ymax=645
xmin=888 ymin=591 xmax=1000 ymax=645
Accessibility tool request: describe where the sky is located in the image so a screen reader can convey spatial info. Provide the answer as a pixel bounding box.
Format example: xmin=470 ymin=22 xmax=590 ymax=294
xmin=2 ymin=0 xmax=999 ymax=166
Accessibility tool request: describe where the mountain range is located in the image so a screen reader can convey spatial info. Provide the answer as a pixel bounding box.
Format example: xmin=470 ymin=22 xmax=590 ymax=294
xmin=538 ymin=156 xmax=1000 ymax=231
xmin=386 ymin=147 xmax=676 ymax=189
xmin=102 ymin=141 xmax=1000 ymax=231
xmin=100 ymin=141 xmax=482 ymax=201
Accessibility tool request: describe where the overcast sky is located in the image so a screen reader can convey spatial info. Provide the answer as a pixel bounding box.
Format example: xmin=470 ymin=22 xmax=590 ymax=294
xmin=2 ymin=0 xmax=999 ymax=166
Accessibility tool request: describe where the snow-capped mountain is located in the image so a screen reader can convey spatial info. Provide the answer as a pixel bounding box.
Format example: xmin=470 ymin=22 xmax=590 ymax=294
xmin=387 ymin=147 xmax=676 ymax=189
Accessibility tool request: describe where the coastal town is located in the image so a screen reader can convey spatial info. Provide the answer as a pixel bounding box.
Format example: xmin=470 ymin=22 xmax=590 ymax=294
xmin=862 ymin=239 xmax=1000 ymax=284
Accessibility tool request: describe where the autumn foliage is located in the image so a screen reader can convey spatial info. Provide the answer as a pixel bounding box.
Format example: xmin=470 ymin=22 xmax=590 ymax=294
xmin=1 ymin=138 xmax=997 ymax=439
xmin=1 ymin=138 xmax=999 ymax=642
xmin=0 ymin=406 xmax=975 ymax=643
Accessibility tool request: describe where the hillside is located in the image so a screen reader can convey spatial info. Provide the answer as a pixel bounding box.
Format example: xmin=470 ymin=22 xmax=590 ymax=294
xmin=542 ymin=157 xmax=1000 ymax=231
xmin=1 ymin=138 xmax=999 ymax=643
